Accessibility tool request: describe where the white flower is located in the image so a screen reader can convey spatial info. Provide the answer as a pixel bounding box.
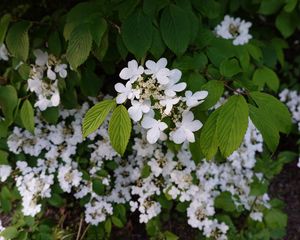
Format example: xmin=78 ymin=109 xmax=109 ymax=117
xmin=57 ymin=165 xmax=82 ymax=193
xmin=170 ymin=111 xmax=202 ymax=144
xmin=164 ymin=69 xmax=186 ymax=97
xmin=184 ymin=90 xmax=208 ymax=108
xmin=115 ymin=82 xmax=140 ymax=104
xmin=128 ymin=100 xmax=151 ymax=122
xmin=0 ymin=165 xmax=12 ymax=182
xmin=0 ymin=44 xmax=9 ymax=61
xmin=160 ymin=97 xmax=180 ymax=115
xmin=215 ymin=15 xmax=252 ymax=46
xmin=119 ymin=60 xmax=144 ymax=83
xmin=141 ymin=116 xmax=168 ymax=144
xmin=33 ymin=49 xmax=48 ymax=66
xmin=55 ymin=64 xmax=68 ymax=78
xmin=145 ymin=58 xmax=170 ymax=85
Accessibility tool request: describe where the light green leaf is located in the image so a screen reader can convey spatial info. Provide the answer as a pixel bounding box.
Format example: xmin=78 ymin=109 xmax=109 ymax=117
xmin=111 ymin=216 xmax=124 ymax=228
xmin=0 ymin=14 xmax=11 ymax=43
xmin=217 ymin=95 xmax=249 ymax=157
xmin=199 ymin=108 xmax=220 ymax=160
xmin=82 ymin=100 xmax=116 ymax=138
xmin=121 ymin=10 xmax=153 ymax=59
xmin=66 ymin=25 xmax=93 ymax=69
xmin=197 ymin=80 xmax=224 ymax=110
xmin=164 ymin=231 xmax=179 ymax=240
xmin=20 ymin=99 xmax=35 ymax=133
xmin=6 ymin=21 xmax=31 ymax=61
xmin=160 ymin=5 xmax=191 ymax=55
xmin=108 ymin=105 xmax=132 ymax=156
xmin=252 ymin=66 xmax=279 ymax=92
xmin=220 ymin=58 xmax=241 ymax=77
xmin=0 ymin=150 xmax=8 ymax=165
xmin=265 ymin=209 xmax=287 ymax=229
xmin=0 ymin=226 xmax=18 ymax=239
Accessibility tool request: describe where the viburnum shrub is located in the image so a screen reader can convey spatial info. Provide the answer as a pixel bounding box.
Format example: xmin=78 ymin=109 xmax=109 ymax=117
xmin=0 ymin=0 xmax=299 ymax=239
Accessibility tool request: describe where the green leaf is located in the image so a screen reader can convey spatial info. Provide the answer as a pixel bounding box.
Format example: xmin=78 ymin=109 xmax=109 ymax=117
xmin=6 ymin=21 xmax=31 ymax=61
xmin=89 ymin=18 xmax=107 ymax=46
xmin=108 ymin=105 xmax=132 ymax=156
xmin=284 ymin=0 xmax=298 ymax=12
xmin=0 ymin=14 xmax=11 ymax=43
xmin=104 ymin=218 xmax=112 ymax=234
xmin=1 ymin=186 xmax=12 ymax=212
xmin=48 ymin=31 xmax=62 ymax=56
xmin=111 ymin=216 xmax=124 ymax=228
xmin=215 ymin=192 xmax=236 ymax=212
xmin=258 ymin=0 xmax=284 ymax=15
xmin=0 ymin=150 xmax=8 ymax=165
xmin=164 ymin=231 xmax=179 ymax=240
xmin=220 ymin=58 xmax=241 ymax=77
xmin=250 ymin=178 xmax=268 ymax=196
xmin=20 ymin=100 xmax=35 ymax=133
xmin=197 ymin=80 xmax=224 ymax=110
xmin=121 ymin=10 xmax=153 ymax=59
xmin=250 ymin=92 xmax=291 ymax=134
xmin=66 ymin=25 xmax=93 ymax=69
xmin=249 ymin=105 xmax=279 ymax=151
xmin=0 ymin=226 xmax=18 ymax=239
xmin=82 ymin=100 xmax=116 ymax=138
xmin=160 ymin=5 xmax=191 ymax=55
xmin=92 ymin=179 xmax=105 ymax=195
xmin=253 ymin=67 xmax=279 ymax=92
xmin=48 ymin=193 xmax=65 ymax=207
xmin=265 ymin=209 xmax=287 ymax=230
xmin=0 ymin=85 xmax=18 ymax=124
xmin=217 ymin=95 xmax=249 ymax=157
xmin=275 ymin=10 xmax=298 ymax=38
xmin=149 ymin=27 xmax=166 ymax=59
xmin=41 ymin=107 xmax=59 ymax=124
xmin=199 ymin=108 xmax=220 ymax=159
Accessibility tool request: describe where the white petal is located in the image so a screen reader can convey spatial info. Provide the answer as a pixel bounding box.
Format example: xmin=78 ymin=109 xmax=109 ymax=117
xmin=47 ymin=68 xmax=56 ymax=80
xmin=128 ymin=106 xmax=142 ymax=122
xmin=116 ymin=93 xmax=127 ymax=104
xmin=169 ymin=69 xmax=182 ymax=82
xmin=51 ymin=92 xmax=60 ymax=106
xmin=59 ymin=69 xmax=67 ymax=78
xmin=141 ymin=116 xmax=156 ymax=129
xmin=157 ymin=58 xmax=168 ymax=69
xmin=128 ymin=60 xmax=138 ymax=70
xmin=114 ymin=83 xmax=127 ymax=93
xmin=147 ymin=127 xmax=160 ymax=144
xmin=184 ymin=129 xmax=195 ymax=142
xmin=172 ymin=82 xmax=187 ymax=92
xmin=171 ymin=128 xmax=186 ymax=144
xmin=194 ymin=90 xmax=208 ymax=100
xmin=119 ymin=68 xmax=131 ymax=80
xmin=188 ymin=120 xmax=202 ymax=132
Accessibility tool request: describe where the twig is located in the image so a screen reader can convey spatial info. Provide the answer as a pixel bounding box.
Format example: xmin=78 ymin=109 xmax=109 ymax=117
xmin=79 ymin=224 xmax=90 ymax=240
xmin=76 ymin=217 xmax=84 ymax=240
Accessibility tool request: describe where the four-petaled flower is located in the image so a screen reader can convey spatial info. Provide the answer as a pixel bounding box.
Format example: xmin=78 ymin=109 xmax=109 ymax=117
xmin=115 ymin=82 xmax=140 ymax=104
xmin=184 ymin=90 xmax=208 ymax=108
xmin=141 ymin=116 xmax=168 ymax=144
xmin=119 ymin=60 xmax=144 ymax=83
xmin=128 ymin=100 xmax=151 ymax=122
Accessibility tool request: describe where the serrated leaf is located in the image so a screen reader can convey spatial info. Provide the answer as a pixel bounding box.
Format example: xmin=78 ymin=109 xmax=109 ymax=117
xmin=0 ymin=14 xmax=11 ymax=43
xmin=275 ymin=10 xmax=298 ymax=38
xmin=197 ymin=80 xmax=224 ymax=110
xmin=220 ymin=58 xmax=241 ymax=77
xmin=41 ymin=107 xmax=59 ymax=124
xmin=66 ymin=25 xmax=93 ymax=69
xmin=265 ymin=209 xmax=287 ymax=230
xmin=160 ymin=5 xmax=191 ymax=55
xmin=6 ymin=21 xmax=31 ymax=61
xmin=82 ymin=100 xmax=116 ymax=137
xmin=249 ymin=105 xmax=279 ymax=152
xmin=89 ymin=18 xmax=107 ymax=46
xmin=217 ymin=95 xmax=249 ymax=157
xmin=250 ymin=92 xmax=291 ymax=134
xmin=215 ymin=192 xmax=236 ymax=212
xmin=108 ymin=105 xmax=132 ymax=156
xmin=20 ymin=100 xmax=35 ymax=133
xmin=252 ymin=66 xmax=279 ymax=92
xmin=199 ymin=108 xmax=220 ymax=160
xmin=121 ymin=9 xmax=153 ymax=59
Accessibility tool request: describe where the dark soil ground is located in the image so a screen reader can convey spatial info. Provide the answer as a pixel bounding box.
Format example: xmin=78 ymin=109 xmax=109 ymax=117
xmin=270 ymin=159 xmax=300 ymax=240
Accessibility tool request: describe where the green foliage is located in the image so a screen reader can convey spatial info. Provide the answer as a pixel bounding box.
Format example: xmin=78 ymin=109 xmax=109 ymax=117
xmin=200 ymin=95 xmax=249 ymax=159
xmin=6 ymin=21 xmax=31 ymax=61
xmin=252 ymin=67 xmax=279 ymax=92
xmin=108 ymin=105 xmax=132 ymax=156
xmin=82 ymin=100 xmax=116 ymax=138
xmin=20 ymin=99 xmax=34 ymax=133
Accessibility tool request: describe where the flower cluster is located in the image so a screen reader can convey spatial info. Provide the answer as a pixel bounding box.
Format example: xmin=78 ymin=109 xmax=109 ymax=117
xmin=6 ymin=97 xmax=270 ymax=239
xmin=279 ymin=89 xmax=300 ymax=167
xmin=115 ymin=58 xmax=208 ymax=144
xmin=27 ymin=50 xmax=68 ymax=111
xmin=214 ymin=15 xmax=252 ymax=45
